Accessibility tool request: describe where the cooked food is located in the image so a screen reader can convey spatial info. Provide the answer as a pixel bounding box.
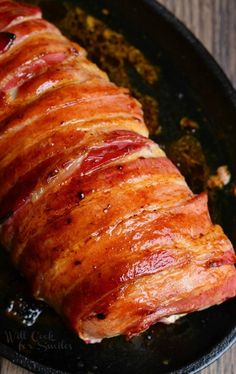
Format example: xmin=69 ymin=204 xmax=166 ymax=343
xmin=0 ymin=0 xmax=236 ymax=343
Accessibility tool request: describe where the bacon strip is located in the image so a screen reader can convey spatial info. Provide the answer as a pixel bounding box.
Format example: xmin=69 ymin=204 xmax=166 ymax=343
xmin=0 ymin=0 xmax=235 ymax=343
xmin=0 ymin=0 xmax=41 ymax=31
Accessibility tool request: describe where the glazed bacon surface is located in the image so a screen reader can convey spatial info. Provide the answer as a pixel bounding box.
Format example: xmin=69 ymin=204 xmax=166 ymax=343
xmin=0 ymin=0 xmax=236 ymax=343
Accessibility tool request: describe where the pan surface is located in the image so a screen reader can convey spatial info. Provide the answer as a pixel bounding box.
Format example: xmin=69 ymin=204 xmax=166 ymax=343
xmin=0 ymin=1 xmax=236 ymax=373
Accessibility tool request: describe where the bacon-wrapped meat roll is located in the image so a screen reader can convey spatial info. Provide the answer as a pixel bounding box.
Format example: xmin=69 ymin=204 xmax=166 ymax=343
xmin=0 ymin=0 xmax=235 ymax=343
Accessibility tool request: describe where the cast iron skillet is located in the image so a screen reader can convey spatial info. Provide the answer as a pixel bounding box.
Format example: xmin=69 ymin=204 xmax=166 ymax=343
xmin=0 ymin=1 xmax=236 ymax=373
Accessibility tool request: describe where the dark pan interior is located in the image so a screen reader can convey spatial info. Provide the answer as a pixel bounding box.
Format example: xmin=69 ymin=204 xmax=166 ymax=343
xmin=0 ymin=1 xmax=236 ymax=373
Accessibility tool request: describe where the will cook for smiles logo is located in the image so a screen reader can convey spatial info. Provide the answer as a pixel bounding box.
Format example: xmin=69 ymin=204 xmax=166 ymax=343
xmin=3 ymin=329 xmax=73 ymax=353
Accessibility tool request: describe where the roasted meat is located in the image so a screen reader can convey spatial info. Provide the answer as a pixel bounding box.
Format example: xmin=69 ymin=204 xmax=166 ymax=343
xmin=0 ymin=0 xmax=236 ymax=343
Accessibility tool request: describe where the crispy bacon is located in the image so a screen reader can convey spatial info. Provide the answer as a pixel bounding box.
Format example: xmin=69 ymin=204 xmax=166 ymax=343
xmin=0 ymin=1 xmax=235 ymax=343
xmin=0 ymin=0 xmax=41 ymax=30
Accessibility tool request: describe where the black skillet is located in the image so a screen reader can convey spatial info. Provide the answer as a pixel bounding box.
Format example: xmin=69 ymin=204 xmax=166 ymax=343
xmin=0 ymin=0 xmax=236 ymax=373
